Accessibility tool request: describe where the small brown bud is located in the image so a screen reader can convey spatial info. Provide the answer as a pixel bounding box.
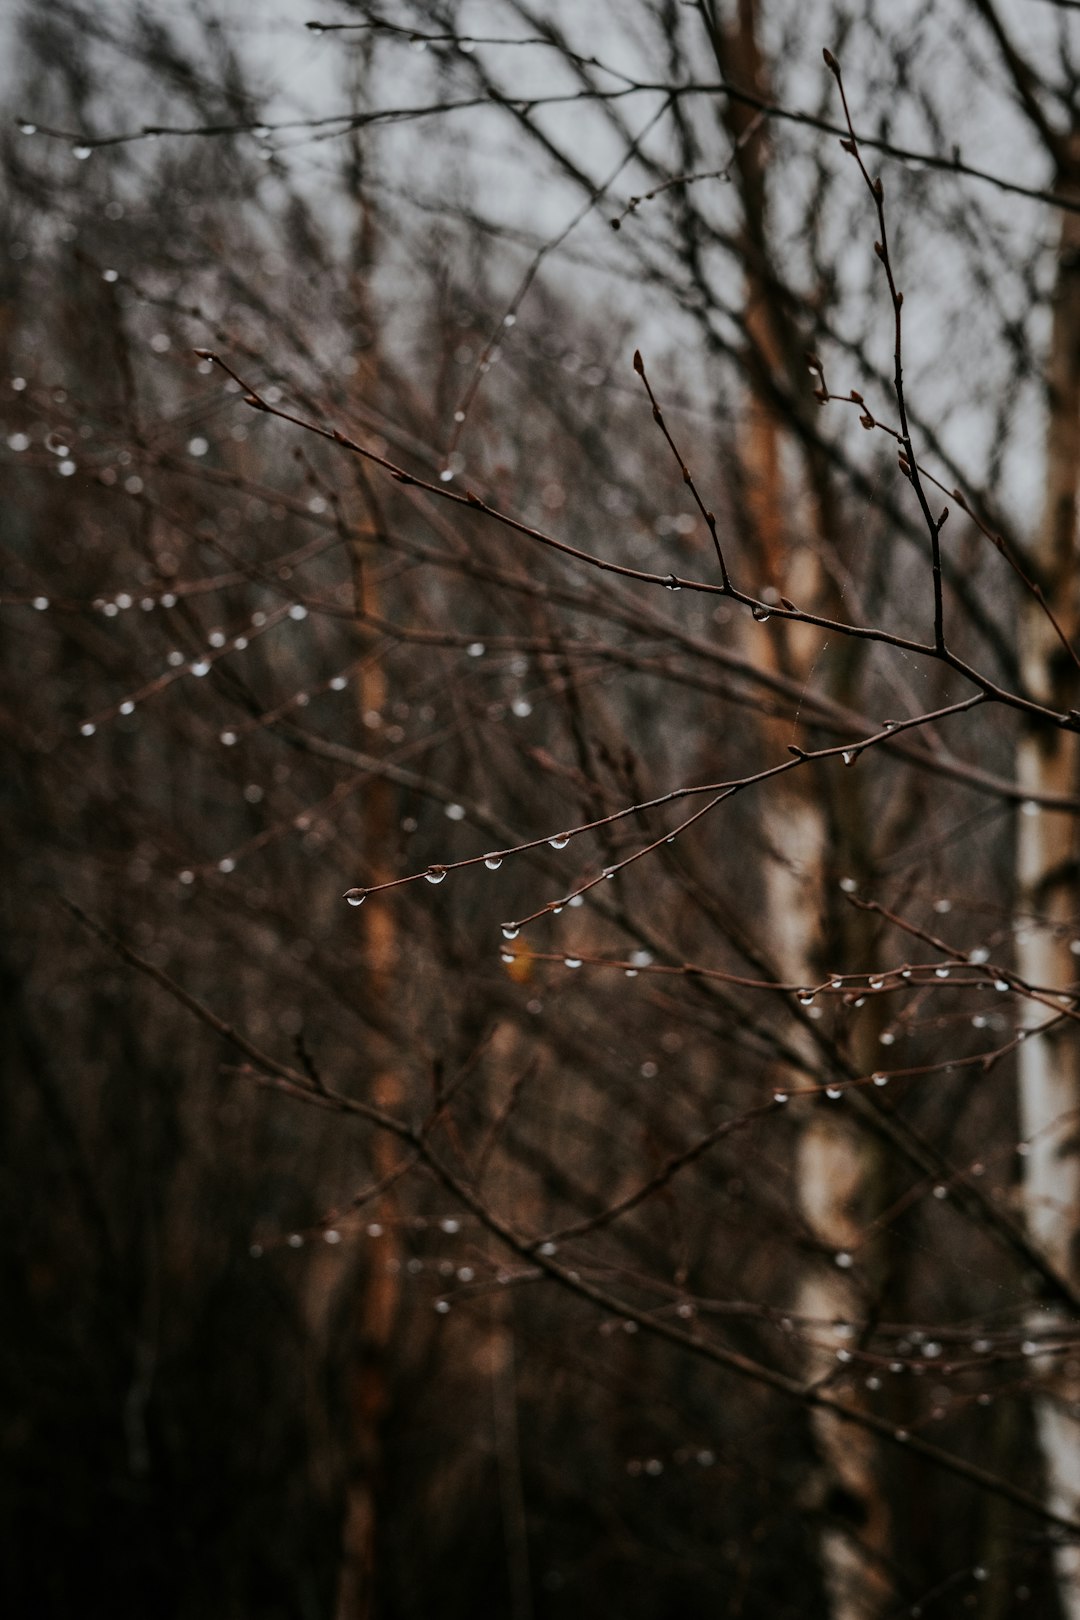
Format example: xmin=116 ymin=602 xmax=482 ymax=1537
xmin=633 ymin=349 xmax=644 ymax=374
xmin=823 ymin=48 xmax=839 ymax=74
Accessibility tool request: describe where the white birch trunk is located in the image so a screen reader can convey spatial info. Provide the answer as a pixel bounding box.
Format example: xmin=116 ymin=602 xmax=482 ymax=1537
xmin=760 ymin=793 xmax=891 ymax=1620
xmin=742 ymin=437 xmax=891 ymax=1614
xmin=1016 ymin=134 xmax=1080 ymax=1619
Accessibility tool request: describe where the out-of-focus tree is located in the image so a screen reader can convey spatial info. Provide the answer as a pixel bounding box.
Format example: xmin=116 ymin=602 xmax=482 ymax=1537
xmin=4 ymin=4 xmax=1080 ymax=1619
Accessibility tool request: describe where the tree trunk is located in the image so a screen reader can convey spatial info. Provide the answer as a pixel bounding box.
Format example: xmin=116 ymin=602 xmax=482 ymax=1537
xmin=1016 ymin=131 xmax=1080 ymax=1618
xmin=713 ymin=1 xmax=893 ymax=1599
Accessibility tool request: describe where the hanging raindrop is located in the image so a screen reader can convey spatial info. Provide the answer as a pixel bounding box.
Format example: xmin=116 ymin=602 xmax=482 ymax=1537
xmin=548 ymin=833 xmax=570 ymax=850
xmin=344 ymin=889 xmax=367 ymax=907
xmin=501 ymin=924 xmax=520 ymax=940
xmin=484 ymin=854 xmax=503 ymax=870
xmin=425 ymin=866 xmax=447 ymax=884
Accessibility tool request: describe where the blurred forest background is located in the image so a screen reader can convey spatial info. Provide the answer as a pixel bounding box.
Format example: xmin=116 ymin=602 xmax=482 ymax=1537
xmin=4 ymin=2 xmax=1080 ymax=1617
